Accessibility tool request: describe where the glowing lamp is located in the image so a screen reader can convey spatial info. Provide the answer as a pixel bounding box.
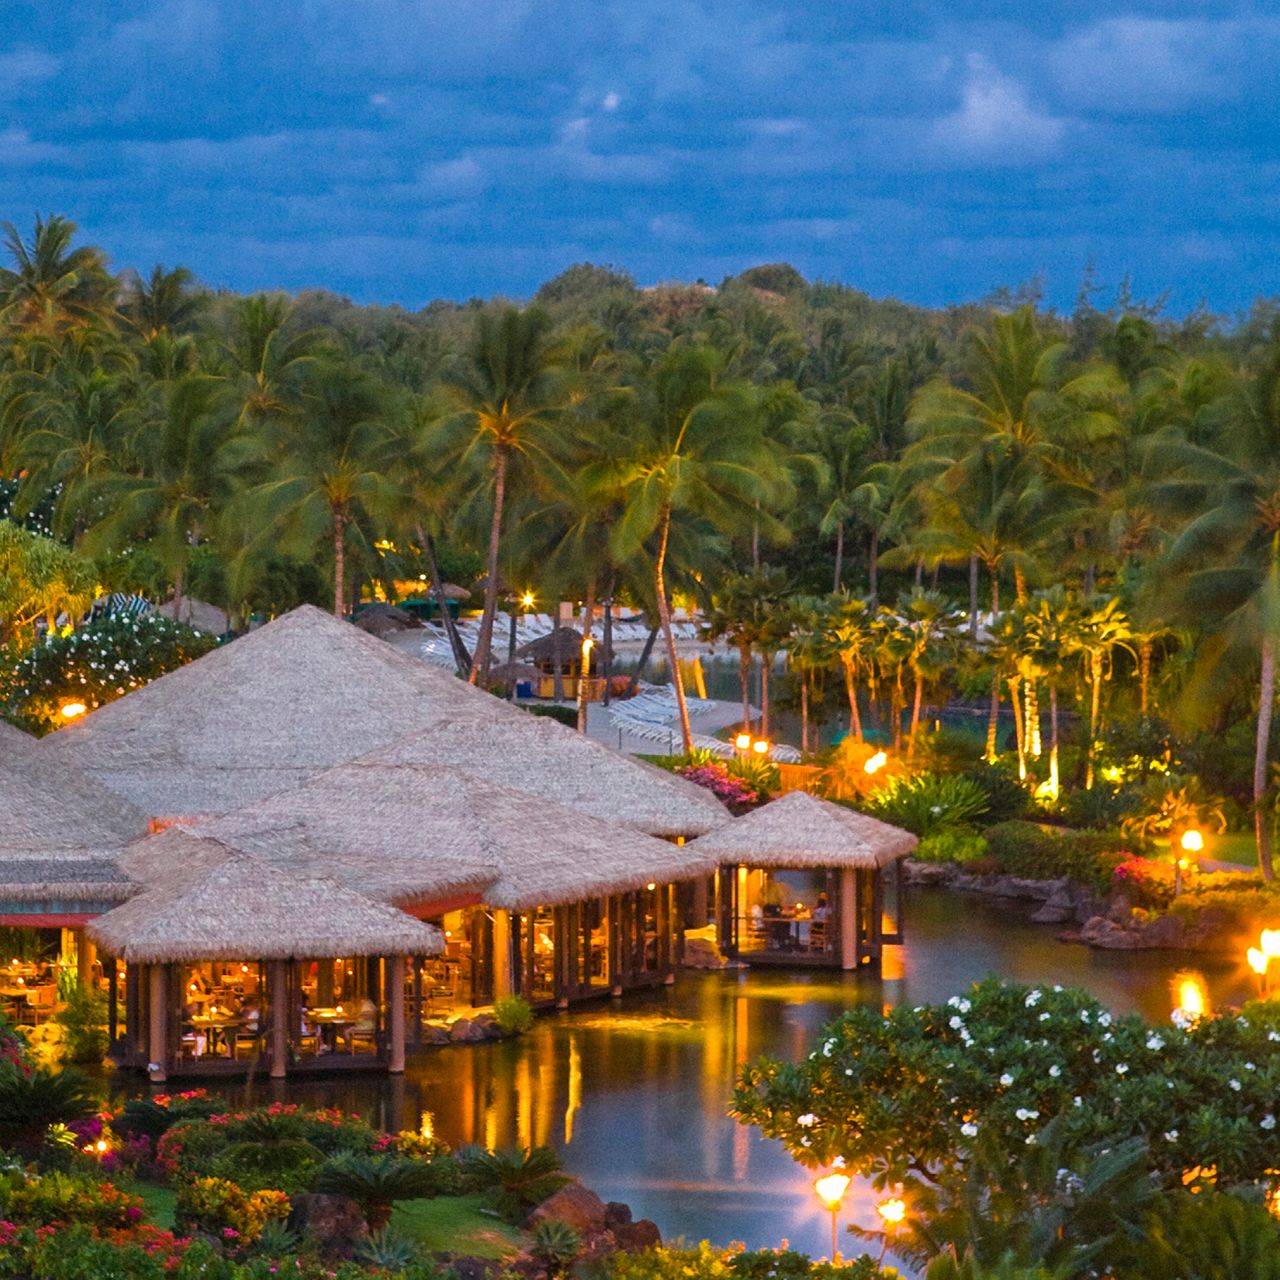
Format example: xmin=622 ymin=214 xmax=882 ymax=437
xmin=864 ymin=751 xmax=888 ymax=774
xmin=1261 ymin=930 xmax=1280 ymax=959
xmin=752 ymin=739 xmax=770 ymax=755
xmin=1249 ymin=948 xmax=1269 ymax=976
xmin=521 ymin=592 xmax=535 ymax=609
xmin=877 ymin=1197 xmax=906 ymax=1225
xmin=646 ymin=882 xmax=657 ymax=891
xmin=59 ymin=702 xmax=87 ymax=720
xmin=734 ymin=733 xmax=752 ymax=751
xmin=1180 ymin=829 xmax=1204 ymax=853
xmin=814 ymin=1173 xmax=851 ymax=1210
xmin=95 ymin=1139 xmax=108 ymax=1154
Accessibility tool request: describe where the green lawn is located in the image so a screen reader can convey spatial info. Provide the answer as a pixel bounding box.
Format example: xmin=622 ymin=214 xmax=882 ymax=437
xmin=391 ymin=1195 xmax=524 ymax=1259
xmin=1206 ymin=832 xmax=1258 ymax=868
xmin=132 ymin=1181 xmax=177 ymax=1230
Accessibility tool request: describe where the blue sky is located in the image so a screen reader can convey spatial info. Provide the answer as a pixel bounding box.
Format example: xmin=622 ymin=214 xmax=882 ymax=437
xmin=4 ymin=2 xmax=1277 ymax=313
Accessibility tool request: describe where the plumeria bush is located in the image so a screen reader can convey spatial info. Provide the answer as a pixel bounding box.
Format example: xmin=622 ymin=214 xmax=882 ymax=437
xmin=734 ymin=977 xmax=1280 ymax=1191
xmin=3 ymin=611 xmax=215 ymax=733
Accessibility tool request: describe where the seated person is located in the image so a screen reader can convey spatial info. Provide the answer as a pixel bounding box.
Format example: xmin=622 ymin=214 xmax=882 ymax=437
xmin=340 ymin=997 xmax=377 ymax=1052
xmin=813 ymin=892 xmax=830 ymax=922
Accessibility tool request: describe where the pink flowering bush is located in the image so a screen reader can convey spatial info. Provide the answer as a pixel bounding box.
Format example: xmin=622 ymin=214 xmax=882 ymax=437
xmin=678 ymin=763 xmax=761 ymax=811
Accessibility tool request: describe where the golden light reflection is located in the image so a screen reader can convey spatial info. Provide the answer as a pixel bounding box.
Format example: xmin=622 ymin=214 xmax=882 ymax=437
xmin=565 ymin=1036 xmax=582 ymax=1145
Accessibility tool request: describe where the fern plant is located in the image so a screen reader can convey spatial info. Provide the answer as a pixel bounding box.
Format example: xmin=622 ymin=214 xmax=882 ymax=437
xmin=459 ymin=1145 xmax=569 ymax=1222
xmin=312 ymin=1152 xmax=438 ymax=1230
xmin=530 ymin=1218 xmax=582 ymax=1277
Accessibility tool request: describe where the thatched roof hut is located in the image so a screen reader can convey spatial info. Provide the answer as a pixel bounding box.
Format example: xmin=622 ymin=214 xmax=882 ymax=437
xmin=160 ymin=596 xmax=231 ymax=636
xmin=183 ymin=760 xmax=719 ymax=913
xmin=0 ymin=718 xmax=148 ymax=897
xmin=91 ymin=830 xmax=443 ymax=963
xmin=40 ymin=605 xmax=524 ymax=814
xmin=362 ymin=715 xmax=731 ymax=837
xmin=687 ymin=790 xmax=917 ymax=868
xmin=517 ymin=626 xmax=611 ymax=672
xmin=353 ymin=603 xmax=424 ymax=637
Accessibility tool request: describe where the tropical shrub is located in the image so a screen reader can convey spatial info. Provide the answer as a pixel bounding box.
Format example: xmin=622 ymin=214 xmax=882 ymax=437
xmin=605 ymin=1244 xmax=898 ymax=1280
xmin=210 ymin=1137 xmax=324 ymax=1196
xmin=53 ymin=986 xmax=108 ymax=1065
xmin=725 ymin=754 xmax=780 ymax=797
xmin=493 ymin=994 xmax=535 ymax=1036
xmin=677 ymin=762 xmax=761 ymax=809
xmin=353 ymin=1227 xmax=419 ymax=1270
xmin=530 ymin=1218 xmax=582 ymax=1277
xmin=4 ymin=611 xmax=216 ymax=733
xmin=913 ymin=832 xmax=989 ymax=864
xmin=0 ymin=1169 xmax=145 ymax=1229
xmin=734 ymin=977 xmax=1280 ymax=1196
xmin=982 ymin=822 xmax=1136 ymax=894
xmin=459 ymin=1144 xmax=569 ymax=1222
xmin=0 ymin=1065 xmax=98 ymax=1158
xmin=959 ymin=763 xmax=1029 ymax=825
xmin=311 ymin=1153 xmax=442 ymax=1231
xmin=865 ymin=774 xmax=989 ymax=837
xmin=174 ymin=1175 xmax=290 ymax=1244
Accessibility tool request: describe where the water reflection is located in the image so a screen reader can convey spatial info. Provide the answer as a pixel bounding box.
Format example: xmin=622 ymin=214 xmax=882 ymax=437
xmin=115 ymin=889 xmax=1252 ymax=1257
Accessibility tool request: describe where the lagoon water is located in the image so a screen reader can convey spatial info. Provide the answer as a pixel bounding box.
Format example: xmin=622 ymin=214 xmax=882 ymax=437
xmin=129 ymin=888 xmax=1252 ymax=1258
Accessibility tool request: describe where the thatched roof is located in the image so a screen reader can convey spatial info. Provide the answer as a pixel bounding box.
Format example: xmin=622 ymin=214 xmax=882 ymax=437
xmin=181 ymin=760 xmax=720 ymax=912
xmin=517 ymin=626 xmax=611 ymax=665
xmin=40 ymin=604 xmax=525 ymax=814
xmin=0 ymin=858 xmax=133 ymax=903
xmin=91 ymin=830 xmax=443 ymax=963
xmin=687 ymin=790 xmax=917 ymax=869
xmin=354 ymin=603 xmax=424 ymax=637
xmin=0 ymin=718 xmax=149 ymax=860
xmin=160 ymin=596 xmax=230 ymax=635
xmin=362 ymin=715 xmax=731 ymax=837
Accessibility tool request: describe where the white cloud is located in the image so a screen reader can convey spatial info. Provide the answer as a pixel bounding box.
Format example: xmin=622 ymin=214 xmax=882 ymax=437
xmin=929 ymin=54 xmax=1065 ymax=164
xmin=601 ymin=91 xmax=620 ymax=111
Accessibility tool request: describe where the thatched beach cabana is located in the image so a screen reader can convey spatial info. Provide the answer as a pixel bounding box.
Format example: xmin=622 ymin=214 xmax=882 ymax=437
xmin=687 ymin=790 xmax=917 ymax=968
xmin=362 ymin=715 xmax=730 ymax=838
xmin=91 ymin=829 xmax=443 ymax=1080
xmin=192 ymin=760 xmax=720 ymax=1010
xmin=516 ymin=625 xmax=610 ymax=699
xmin=38 ymin=604 xmax=526 ymax=814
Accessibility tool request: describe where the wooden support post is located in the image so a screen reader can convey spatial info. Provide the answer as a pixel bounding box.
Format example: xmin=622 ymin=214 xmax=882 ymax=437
xmin=106 ymin=959 xmax=118 ymax=1047
xmin=660 ymin=886 xmax=675 ymax=984
xmin=75 ymin=929 xmax=95 ymax=991
xmin=692 ymin=874 xmax=709 ymax=927
xmin=492 ymin=911 xmax=513 ymax=1000
xmin=148 ymin=965 xmax=168 ymax=1082
xmin=387 ymin=956 xmax=406 ymax=1073
xmin=268 ymin=960 xmax=289 ymax=1079
xmin=608 ymin=895 xmax=623 ymax=996
xmin=839 ymin=867 xmax=857 ymax=971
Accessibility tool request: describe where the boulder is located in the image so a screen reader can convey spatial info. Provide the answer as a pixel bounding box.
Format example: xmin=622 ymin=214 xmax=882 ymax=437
xmin=604 ymin=1201 xmax=633 ymax=1229
xmin=1031 ymin=882 xmax=1076 ymax=924
xmin=1080 ymin=916 xmax=1143 ymax=950
xmin=613 ymin=1219 xmax=662 ymax=1251
xmin=471 ymin=1012 xmax=500 ymax=1038
xmin=422 ymin=1023 xmax=453 ymax=1045
xmin=527 ymin=1182 xmax=608 ymax=1236
xmin=449 ymin=1017 xmax=488 ymax=1043
xmin=289 ymin=1193 xmax=368 ymax=1259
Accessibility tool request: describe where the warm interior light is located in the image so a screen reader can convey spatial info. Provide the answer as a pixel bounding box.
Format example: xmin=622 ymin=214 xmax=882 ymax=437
xmin=752 ymin=739 xmax=770 ymax=755
xmin=60 ymin=701 xmax=87 ymax=720
xmin=1249 ymin=948 xmax=1269 ymax=976
xmin=735 ymin=733 xmax=752 ymax=751
xmin=877 ymin=1197 xmax=906 ymax=1225
xmin=815 ymin=1173 xmax=851 ymax=1209
xmin=864 ymin=751 xmax=888 ymax=774
xmin=1180 ymin=829 xmax=1204 ymax=853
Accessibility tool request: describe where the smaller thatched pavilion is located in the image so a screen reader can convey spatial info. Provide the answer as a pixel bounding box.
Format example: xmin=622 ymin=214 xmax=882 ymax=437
xmin=90 ymin=830 xmax=443 ymax=1081
xmin=516 ymin=626 xmax=611 ymax=698
xmin=687 ymin=790 xmax=917 ymax=969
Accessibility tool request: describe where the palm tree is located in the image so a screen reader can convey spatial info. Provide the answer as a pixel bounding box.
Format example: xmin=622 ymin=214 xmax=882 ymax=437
xmin=430 ymin=307 xmax=565 ymax=684
xmin=1019 ymin=587 xmax=1084 ymax=797
xmin=121 ymin=264 xmax=205 ymax=338
xmin=600 ymin=345 xmax=792 ymax=752
xmin=813 ymin=411 xmax=870 ymax=591
xmin=702 ymin=566 xmax=790 ymax=731
xmin=1151 ymin=330 xmax=1280 ymax=881
xmin=898 ymin=588 xmax=966 ymax=759
xmin=823 ymin=592 xmax=874 ymax=742
xmin=80 ymin=373 xmax=239 ymax=614
xmin=786 ymin=595 xmax=829 ymax=755
xmin=221 ymin=294 xmax=319 ymax=432
xmin=0 ymin=215 xmax=115 ymax=334
xmin=1072 ymin=595 xmax=1135 ymax=788
xmin=238 ymin=360 xmax=397 ymax=616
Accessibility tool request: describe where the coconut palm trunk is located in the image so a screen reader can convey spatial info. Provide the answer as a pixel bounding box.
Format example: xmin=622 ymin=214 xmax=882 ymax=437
xmin=1257 ymin=636 xmax=1276 ymax=883
xmin=969 ymin=554 xmax=979 ymax=639
xmin=908 ymin=669 xmax=924 ymax=760
xmin=332 ymin=514 xmax=347 ymax=618
xmin=470 ymin=447 xmax=507 ymax=685
xmin=654 ymin=506 xmax=693 ymax=753
xmin=760 ymin=653 xmax=771 ymax=737
xmin=800 ymin=673 xmax=810 ymax=755
xmin=1086 ymin=651 xmax=1103 ymax=789
xmin=1139 ymin=640 xmax=1152 ymax=716
xmin=1048 ymin=683 xmax=1060 ymax=796
xmin=1009 ymin=672 xmax=1026 ymax=780
xmin=418 ymin=524 xmax=471 ymax=677
xmin=841 ymin=657 xmax=863 ymax=741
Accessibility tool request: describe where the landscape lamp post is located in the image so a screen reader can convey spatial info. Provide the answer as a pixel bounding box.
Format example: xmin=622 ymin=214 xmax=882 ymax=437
xmin=1175 ymin=829 xmax=1203 ymax=896
xmin=735 ymin=733 xmax=771 ymax=757
xmin=814 ymin=1173 xmax=850 ymax=1263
